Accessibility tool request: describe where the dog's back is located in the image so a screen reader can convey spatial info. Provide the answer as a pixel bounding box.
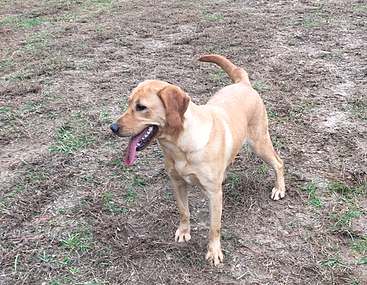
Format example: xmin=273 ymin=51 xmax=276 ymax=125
xmin=198 ymin=55 xmax=266 ymax=153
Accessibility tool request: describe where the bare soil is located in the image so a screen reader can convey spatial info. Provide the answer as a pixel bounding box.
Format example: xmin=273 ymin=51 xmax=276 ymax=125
xmin=0 ymin=0 xmax=366 ymax=284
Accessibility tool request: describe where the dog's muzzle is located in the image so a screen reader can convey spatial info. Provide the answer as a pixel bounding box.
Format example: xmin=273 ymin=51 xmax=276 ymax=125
xmin=110 ymin=123 xmax=120 ymax=134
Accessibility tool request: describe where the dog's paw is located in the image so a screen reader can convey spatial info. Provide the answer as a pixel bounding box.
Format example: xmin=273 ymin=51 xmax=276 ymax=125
xmin=271 ymin=187 xmax=286 ymax=200
xmin=175 ymin=228 xmax=191 ymax=243
xmin=205 ymin=247 xmax=224 ymax=266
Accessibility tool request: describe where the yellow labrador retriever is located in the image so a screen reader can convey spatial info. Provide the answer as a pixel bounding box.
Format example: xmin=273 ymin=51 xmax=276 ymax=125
xmin=110 ymin=54 xmax=285 ymax=265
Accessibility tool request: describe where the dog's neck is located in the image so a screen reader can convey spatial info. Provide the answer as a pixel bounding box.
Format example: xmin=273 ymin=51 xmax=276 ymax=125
xmin=157 ymin=102 xmax=212 ymax=154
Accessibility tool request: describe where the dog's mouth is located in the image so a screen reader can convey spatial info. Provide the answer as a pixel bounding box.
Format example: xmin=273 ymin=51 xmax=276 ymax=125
xmin=124 ymin=125 xmax=158 ymax=167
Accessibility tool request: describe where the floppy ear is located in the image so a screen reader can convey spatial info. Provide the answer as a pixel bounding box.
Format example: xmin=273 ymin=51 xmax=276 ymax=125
xmin=157 ymin=85 xmax=190 ymax=128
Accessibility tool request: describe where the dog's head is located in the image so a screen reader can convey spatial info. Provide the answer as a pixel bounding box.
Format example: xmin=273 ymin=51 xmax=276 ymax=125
xmin=110 ymin=80 xmax=190 ymax=167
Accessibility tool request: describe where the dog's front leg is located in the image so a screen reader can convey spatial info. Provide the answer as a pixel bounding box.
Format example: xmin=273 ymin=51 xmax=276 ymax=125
xmin=204 ymin=186 xmax=224 ymax=266
xmin=171 ymin=179 xmax=191 ymax=243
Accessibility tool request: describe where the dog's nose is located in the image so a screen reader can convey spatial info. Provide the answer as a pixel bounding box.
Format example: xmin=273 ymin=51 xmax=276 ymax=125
xmin=110 ymin=123 xmax=120 ymax=133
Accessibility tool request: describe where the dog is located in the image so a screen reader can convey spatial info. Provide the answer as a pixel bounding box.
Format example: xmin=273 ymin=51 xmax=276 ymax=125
xmin=110 ymin=54 xmax=285 ymax=265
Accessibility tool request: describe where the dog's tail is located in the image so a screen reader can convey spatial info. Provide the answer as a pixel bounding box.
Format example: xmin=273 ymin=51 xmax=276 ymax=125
xmin=198 ymin=54 xmax=250 ymax=86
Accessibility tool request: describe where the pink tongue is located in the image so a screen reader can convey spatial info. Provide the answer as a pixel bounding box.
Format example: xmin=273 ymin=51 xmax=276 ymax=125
xmin=124 ymin=128 xmax=148 ymax=167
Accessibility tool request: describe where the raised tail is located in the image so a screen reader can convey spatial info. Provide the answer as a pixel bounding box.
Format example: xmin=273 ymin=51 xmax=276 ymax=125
xmin=198 ymin=54 xmax=250 ymax=86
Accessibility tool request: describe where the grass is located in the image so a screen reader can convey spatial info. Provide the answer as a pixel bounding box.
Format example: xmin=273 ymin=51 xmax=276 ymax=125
xmin=340 ymin=98 xmax=367 ymax=120
xmin=58 ymin=200 xmax=86 ymax=215
xmin=330 ymin=207 xmax=362 ymax=233
xmin=299 ymin=18 xmax=316 ymax=27
xmin=102 ymin=187 xmax=138 ymax=213
xmin=298 ymin=179 xmax=366 ymax=277
xmin=49 ymin=278 xmax=108 ymax=285
xmin=319 ymin=254 xmax=350 ymax=269
xmin=299 ymin=99 xmax=320 ymax=114
xmin=132 ymin=177 xmax=148 ymax=187
xmin=353 ymin=4 xmax=367 ymax=14
xmin=105 ymin=156 xmax=131 ymax=168
xmin=226 ymin=172 xmax=244 ymax=200
xmin=299 ymin=180 xmax=365 ymax=214
xmin=205 ymin=68 xmax=231 ymax=85
xmin=352 ymin=236 xmax=367 ymax=256
xmin=327 ymin=181 xmax=366 ymax=201
xmin=0 ymin=182 xmax=26 ymax=212
xmin=49 ymin=126 xmax=96 ymax=153
xmin=59 ymin=228 xmax=95 ymax=252
xmin=253 ymin=82 xmax=270 ymax=94
xmin=202 ymin=11 xmax=223 ymax=20
xmin=0 ymin=0 xmax=119 ymax=82
xmin=298 ymin=182 xmax=323 ymax=209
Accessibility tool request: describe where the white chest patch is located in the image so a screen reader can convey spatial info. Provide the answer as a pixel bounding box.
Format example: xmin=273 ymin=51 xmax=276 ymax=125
xmin=179 ymin=107 xmax=211 ymax=153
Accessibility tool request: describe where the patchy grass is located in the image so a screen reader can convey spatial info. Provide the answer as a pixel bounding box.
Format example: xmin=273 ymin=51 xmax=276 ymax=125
xmin=1 ymin=0 xmax=366 ymax=284
xmin=49 ymin=126 xmax=96 ymax=153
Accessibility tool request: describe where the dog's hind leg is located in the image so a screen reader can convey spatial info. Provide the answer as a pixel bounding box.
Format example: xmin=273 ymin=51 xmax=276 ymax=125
xmin=248 ymin=130 xmax=286 ymax=200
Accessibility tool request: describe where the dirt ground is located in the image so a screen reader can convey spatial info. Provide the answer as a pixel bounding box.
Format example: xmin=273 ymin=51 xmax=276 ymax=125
xmin=1 ymin=0 xmax=366 ymax=284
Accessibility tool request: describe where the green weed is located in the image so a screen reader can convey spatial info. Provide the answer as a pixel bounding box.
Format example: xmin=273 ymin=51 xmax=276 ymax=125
xmin=21 ymin=103 xmax=44 ymax=111
xmin=353 ymin=4 xmax=367 ymax=14
xmin=0 ymin=106 xmax=11 ymax=114
xmin=300 ymin=100 xmax=319 ymax=114
xmin=175 ymin=251 xmax=191 ymax=261
xmin=352 ymin=236 xmax=367 ymax=255
xmin=203 ymin=12 xmax=223 ymax=20
xmin=227 ymin=172 xmax=244 ymax=190
xmin=154 ymin=149 xmax=164 ymax=159
xmin=21 ymin=18 xmax=42 ymax=27
xmin=257 ymin=162 xmax=269 ymax=174
xmin=222 ymin=247 xmax=233 ymax=262
xmin=37 ymin=252 xmax=56 ymax=264
xmin=83 ymin=176 xmax=102 ymax=185
xmin=0 ymin=59 xmax=12 ymax=69
xmin=350 ymin=272 xmax=364 ymax=285
xmin=300 ymin=18 xmax=315 ymax=27
xmin=273 ymin=140 xmax=286 ymax=149
xmin=59 ymin=228 xmax=95 ymax=252
xmin=312 ymin=6 xmax=323 ymax=11
xmin=328 ymin=181 xmax=365 ymax=201
xmin=319 ymin=253 xmax=350 ymax=268
xmin=49 ymin=126 xmax=96 ymax=153
xmin=73 ymin=200 xmax=86 ymax=214
xmin=266 ymin=106 xmax=280 ymax=122
xmin=330 ymin=207 xmax=362 ymax=232
xmin=98 ymin=110 xmax=113 ymax=124
xmin=49 ymin=277 xmax=108 ymax=285
xmin=58 ymin=0 xmax=87 ymax=3
xmin=26 ymin=170 xmax=51 ymax=183
xmin=221 ymin=232 xmax=233 ymax=241
xmin=1 ymin=15 xmax=46 ymax=30
xmin=329 ymin=52 xmax=342 ymax=59
xmin=92 ymin=0 xmax=116 ymax=3
xmin=208 ymin=68 xmax=225 ymax=81
xmin=13 ymin=254 xmax=19 ymax=275
xmin=102 ymin=192 xmax=127 ymax=213
xmin=356 ymin=257 xmax=367 ymax=266
xmin=0 ymin=182 xmax=26 ymax=212
xmin=132 ymin=177 xmax=148 ymax=187
xmin=298 ymin=183 xmax=323 ymax=209
xmin=102 ymin=187 xmax=138 ymax=213
xmin=124 ymin=188 xmax=139 ymax=204
xmin=105 ymin=156 xmax=134 ymax=171
xmin=341 ymin=99 xmax=367 ymax=119
xmin=253 ymin=82 xmax=270 ymax=94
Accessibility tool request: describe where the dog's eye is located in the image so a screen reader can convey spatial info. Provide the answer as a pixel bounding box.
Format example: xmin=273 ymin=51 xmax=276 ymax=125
xmin=136 ymin=104 xmax=147 ymax=111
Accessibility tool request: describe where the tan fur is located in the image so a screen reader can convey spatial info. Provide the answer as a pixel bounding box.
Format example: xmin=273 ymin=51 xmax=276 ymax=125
xmin=111 ymin=55 xmax=285 ymax=265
